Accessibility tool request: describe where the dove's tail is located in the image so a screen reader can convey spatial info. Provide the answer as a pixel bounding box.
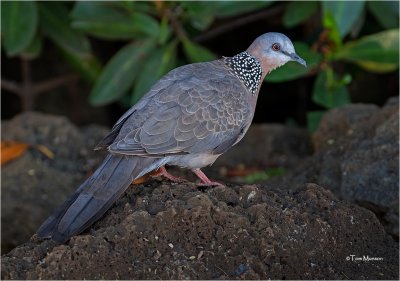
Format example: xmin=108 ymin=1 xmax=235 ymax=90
xmin=37 ymin=154 xmax=161 ymax=243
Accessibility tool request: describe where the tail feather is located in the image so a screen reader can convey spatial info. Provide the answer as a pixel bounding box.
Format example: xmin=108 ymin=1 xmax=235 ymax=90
xmin=37 ymin=154 xmax=159 ymax=243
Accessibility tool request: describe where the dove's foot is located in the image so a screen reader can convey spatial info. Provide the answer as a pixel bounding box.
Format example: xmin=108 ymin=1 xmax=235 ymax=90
xmin=192 ymin=168 xmax=224 ymax=187
xmin=153 ymin=166 xmax=187 ymax=183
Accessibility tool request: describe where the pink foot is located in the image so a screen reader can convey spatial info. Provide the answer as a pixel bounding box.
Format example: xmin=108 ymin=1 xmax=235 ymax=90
xmin=153 ymin=166 xmax=187 ymax=183
xmin=192 ymin=168 xmax=224 ymax=187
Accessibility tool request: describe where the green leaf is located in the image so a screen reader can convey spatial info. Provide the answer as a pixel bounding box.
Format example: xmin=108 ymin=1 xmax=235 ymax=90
xmin=181 ymin=2 xmax=218 ymax=31
xmin=244 ymin=167 xmax=286 ymax=184
xmin=90 ymin=40 xmax=156 ymax=106
xmin=158 ymin=16 xmax=171 ymax=44
xmin=367 ymin=1 xmax=399 ymax=29
xmin=212 ymin=1 xmax=273 ymax=18
xmin=71 ymin=2 xmax=159 ymax=40
xmin=322 ymin=1 xmax=365 ymax=38
xmin=70 ymin=1 xmax=120 ymax=20
xmin=283 ymin=1 xmax=318 ymax=28
xmin=312 ymin=70 xmax=351 ymax=109
xmin=307 ymin=111 xmax=326 ymax=133
xmin=20 ymin=33 xmax=42 ymax=59
xmin=188 ymin=13 xmax=214 ymax=31
xmin=334 ymin=29 xmax=399 ymax=73
xmin=1 ymin=1 xmax=38 ymax=56
xmin=266 ymin=42 xmax=322 ymax=83
xmin=182 ymin=39 xmax=216 ymax=63
xmin=38 ymin=2 xmax=99 ymax=81
xmin=60 ymin=48 xmax=102 ymax=83
xmin=116 ymin=1 xmax=156 ymax=14
xmin=182 ymin=1 xmax=272 ymax=30
xmin=322 ymin=11 xmax=342 ymax=49
xmin=131 ymin=41 xmax=178 ymax=105
xmin=38 ymin=2 xmax=90 ymax=55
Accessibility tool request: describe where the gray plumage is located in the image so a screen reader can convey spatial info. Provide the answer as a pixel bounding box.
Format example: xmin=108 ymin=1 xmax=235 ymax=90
xmin=37 ymin=32 xmax=306 ymax=243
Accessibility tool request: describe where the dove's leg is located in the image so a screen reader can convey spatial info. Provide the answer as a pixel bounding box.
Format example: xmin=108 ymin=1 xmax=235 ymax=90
xmin=152 ymin=166 xmax=187 ymax=183
xmin=192 ymin=168 xmax=224 ymax=187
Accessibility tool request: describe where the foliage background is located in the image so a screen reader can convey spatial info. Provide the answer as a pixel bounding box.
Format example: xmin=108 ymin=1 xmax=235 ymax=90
xmin=1 ymin=1 xmax=399 ymax=131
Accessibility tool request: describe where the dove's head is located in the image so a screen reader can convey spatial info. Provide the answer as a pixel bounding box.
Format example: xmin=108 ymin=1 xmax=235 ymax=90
xmin=247 ymin=32 xmax=306 ymax=77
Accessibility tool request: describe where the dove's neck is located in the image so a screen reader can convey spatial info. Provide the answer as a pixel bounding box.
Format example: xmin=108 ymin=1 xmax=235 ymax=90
xmin=246 ymin=45 xmax=283 ymax=81
xmin=224 ymin=51 xmax=263 ymax=95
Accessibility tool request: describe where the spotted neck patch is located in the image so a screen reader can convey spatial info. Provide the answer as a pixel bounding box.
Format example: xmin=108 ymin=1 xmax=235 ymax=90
xmin=224 ymin=51 xmax=262 ymax=95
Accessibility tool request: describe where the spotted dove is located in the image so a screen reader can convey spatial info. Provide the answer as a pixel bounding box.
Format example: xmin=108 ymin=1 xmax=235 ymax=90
xmin=37 ymin=32 xmax=306 ymax=243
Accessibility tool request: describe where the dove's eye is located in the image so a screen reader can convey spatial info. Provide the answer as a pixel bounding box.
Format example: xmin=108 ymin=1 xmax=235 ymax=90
xmin=272 ymin=43 xmax=281 ymax=51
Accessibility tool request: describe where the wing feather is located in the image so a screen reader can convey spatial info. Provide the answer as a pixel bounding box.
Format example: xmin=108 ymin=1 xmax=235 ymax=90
xmin=107 ymin=60 xmax=252 ymax=158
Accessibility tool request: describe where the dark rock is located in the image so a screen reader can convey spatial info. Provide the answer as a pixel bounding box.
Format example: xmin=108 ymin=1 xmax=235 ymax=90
xmin=385 ymin=96 xmax=399 ymax=106
xmin=312 ymin=104 xmax=379 ymax=152
xmin=204 ymin=123 xmax=312 ymax=183
xmin=217 ymin=123 xmax=312 ymax=169
xmin=1 ymin=112 xmax=108 ymax=253
xmin=268 ymin=100 xmax=399 ymax=237
xmin=1 ymin=182 xmax=398 ymax=280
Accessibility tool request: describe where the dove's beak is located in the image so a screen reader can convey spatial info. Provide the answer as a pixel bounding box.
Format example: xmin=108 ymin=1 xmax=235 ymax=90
xmin=290 ymin=53 xmax=307 ymax=67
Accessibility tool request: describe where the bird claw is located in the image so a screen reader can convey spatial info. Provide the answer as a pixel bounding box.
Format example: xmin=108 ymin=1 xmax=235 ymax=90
xmin=153 ymin=167 xmax=224 ymax=187
xmin=153 ymin=166 xmax=188 ymax=183
xmin=192 ymin=168 xmax=224 ymax=187
xmin=197 ymin=181 xmax=225 ymax=187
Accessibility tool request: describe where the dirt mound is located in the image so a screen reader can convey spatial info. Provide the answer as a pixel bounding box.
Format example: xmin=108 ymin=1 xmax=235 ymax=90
xmin=1 ymin=101 xmax=398 ymax=279
xmin=2 ymin=182 xmax=398 ymax=280
xmin=1 ymin=112 xmax=311 ymax=253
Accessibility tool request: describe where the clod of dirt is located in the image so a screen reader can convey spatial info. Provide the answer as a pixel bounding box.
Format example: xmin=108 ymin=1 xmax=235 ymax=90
xmin=1 ymin=182 xmax=398 ymax=280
